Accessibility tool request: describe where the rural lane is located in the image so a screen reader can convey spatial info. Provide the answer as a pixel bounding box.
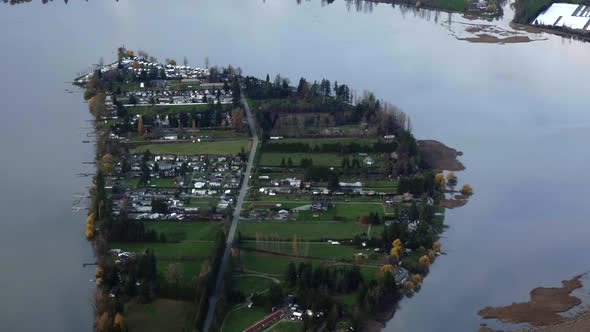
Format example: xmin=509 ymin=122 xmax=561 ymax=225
xmin=203 ymin=92 xmax=259 ymax=332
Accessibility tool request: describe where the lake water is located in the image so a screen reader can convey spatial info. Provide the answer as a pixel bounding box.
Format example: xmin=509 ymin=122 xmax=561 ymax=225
xmin=1 ymin=0 xmax=589 ymax=331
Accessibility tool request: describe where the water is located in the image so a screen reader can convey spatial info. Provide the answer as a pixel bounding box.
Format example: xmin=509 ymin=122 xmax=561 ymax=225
xmin=1 ymin=1 xmax=589 ymax=331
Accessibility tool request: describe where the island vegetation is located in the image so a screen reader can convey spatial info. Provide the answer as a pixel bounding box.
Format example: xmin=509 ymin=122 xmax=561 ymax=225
xmin=78 ymin=48 xmax=470 ymax=332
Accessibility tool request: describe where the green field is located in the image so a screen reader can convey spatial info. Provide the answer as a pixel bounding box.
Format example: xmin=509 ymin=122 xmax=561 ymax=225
xmin=149 ymin=177 xmax=177 ymax=188
xmin=267 ymin=321 xmax=304 ymax=332
xmin=295 ymin=202 xmax=384 ymax=222
xmin=125 ymin=299 xmax=194 ymax=332
xmin=233 ymin=275 xmax=276 ymax=295
xmin=127 ymin=103 xmax=210 ymax=116
xmin=222 ymin=306 xmax=269 ymax=332
xmin=131 ymin=140 xmax=251 ymax=155
xmin=268 ymin=137 xmax=377 ymax=146
xmin=111 ymin=241 xmax=214 ymax=259
xmin=259 ymin=153 xmax=344 ymax=167
xmin=157 ymin=260 xmax=203 ymax=283
xmin=430 ymin=0 xmax=467 ymax=11
xmin=240 ymin=251 xmax=315 ymax=275
xmin=241 ymin=241 xmax=373 ymax=262
xmin=146 ymin=221 xmax=223 ymax=242
xmin=112 ymin=82 xmax=142 ymax=93
xmin=186 ymin=197 xmax=220 ymax=207
xmin=238 ymin=221 xmax=376 ymax=241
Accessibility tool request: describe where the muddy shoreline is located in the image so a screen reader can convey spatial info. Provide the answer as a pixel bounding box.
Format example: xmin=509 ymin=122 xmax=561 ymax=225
xmin=418 ymin=139 xmax=465 ymax=171
xmin=478 ymin=275 xmax=584 ymax=327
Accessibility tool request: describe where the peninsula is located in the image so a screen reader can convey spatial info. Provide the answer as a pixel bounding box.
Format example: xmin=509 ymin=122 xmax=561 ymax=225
xmin=78 ymin=48 xmax=471 ymax=332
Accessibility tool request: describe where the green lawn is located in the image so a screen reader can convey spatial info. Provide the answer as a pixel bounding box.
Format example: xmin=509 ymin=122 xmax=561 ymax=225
xmin=125 ymin=299 xmax=194 ymax=332
xmin=259 ymin=153 xmax=344 ymax=167
xmin=131 ymin=140 xmax=251 ymax=155
xmin=112 ymin=82 xmax=142 ymax=93
xmin=238 ymin=221 xmax=374 ymax=241
xmin=267 ymin=321 xmax=304 ymax=332
xmin=157 ymin=260 xmax=203 ymax=283
xmin=295 ymin=202 xmax=384 ymax=222
xmin=241 ymin=242 xmax=372 ymax=262
xmin=240 ymin=251 xmax=314 ymax=275
xmin=127 ymin=103 xmax=210 ymax=116
xmin=222 ymin=306 xmax=269 ymax=332
xmin=233 ymin=275 xmax=276 ymax=295
xmin=146 ymin=221 xmax=223 ymax=242
xmin=186 ymin=197 xmax=220 ymax=207
xmin=430 ymin=0 xmax=467 ymax=11
xmin=111 ymin=241 xmax=214 ymax=259
xmin=148 ymin=177 xmax=177 ymax=188
xmin=268 ymin=137 xmax=377 ymax=146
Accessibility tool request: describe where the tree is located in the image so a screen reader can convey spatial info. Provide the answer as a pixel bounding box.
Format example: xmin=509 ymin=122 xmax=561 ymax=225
xmin=113 ymin=313 xmax=124 ymax=329
xmin=380 ymin=264 xmax=394 ymax=274
xmin=96 ymin=312 xmax=112 ymax=332
xmin=434 ymin=172 xmax=445 ymax=189
xmin=446 ymin=171 xmax=458 ymax=190
xmin=231 ymin=108 xmax=244 ymax=132
xmin=460 ymin=184 xmax=473 ymax=196
xmin=419 ymin=255 xmax=430 ymax=270
xmin=292 ymin=235 xmax=298 ymax=256
xmin=280 ymin=157 xmax=286 ymax=168
xmin=137 ymin=115 xmax=144 ymax=136
xmin=327 ymin=173 xmax=340 ymax=192
xmin=433 ymin=241 xmax=442 ymax=252
xmin=358 ymin=214 xmax=369 ymax=225
xmin=165 ymin=263 xmax=183 ymax=286
xmin=286 ymin=262 xmax=297 ymax=287
xmin=287 ymin=157 xmax=293 ymax=168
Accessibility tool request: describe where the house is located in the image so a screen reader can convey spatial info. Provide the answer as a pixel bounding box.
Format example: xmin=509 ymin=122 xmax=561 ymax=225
xmin=311 ymin=200 xmax=330 ymax=212
xmin=394 ymin=266 xmax=409 ymax=285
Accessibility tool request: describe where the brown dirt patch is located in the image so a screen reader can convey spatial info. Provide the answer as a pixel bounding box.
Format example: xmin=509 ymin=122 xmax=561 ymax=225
xmin=459 ymin=33 xmax=531 ymax=44
xmin=440 ymin=198 xmax=468 ymax=209
xmin=418 ymin=139 xmax=465 ymax=171
xmin=478 ymin=275 xmax=583 ymax=326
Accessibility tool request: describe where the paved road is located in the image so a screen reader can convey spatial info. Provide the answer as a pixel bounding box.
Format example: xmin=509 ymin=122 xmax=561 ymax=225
xmin=203 ymin=93 xmax=259 ymax=332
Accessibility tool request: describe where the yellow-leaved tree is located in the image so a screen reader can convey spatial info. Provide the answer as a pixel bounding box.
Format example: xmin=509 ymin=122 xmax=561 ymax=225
xmin=411 ymin=274 xmax=423 ymax=284
xmin=113 ymin=313 xmax=124 ymax=329
xmin=419 ymin=255 xmax=431 ymax=269
xmin=434 ymin=173 xmax=446 ymax=189
xmin=461 ymin=184 xmax=474 ymax=196
xmin=381 ymin=264 xmax=394 ymax=275
xmin=85 ymin=213 xmax=95 ymax=239
xmin=433 ymin=241 xmax=442 ymax=252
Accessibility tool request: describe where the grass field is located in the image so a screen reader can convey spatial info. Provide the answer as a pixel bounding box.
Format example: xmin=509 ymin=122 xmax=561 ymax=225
xmin=430 ymin=0 xmax=467 ymax=11
xmin=157 ymin=260 xmax=203 ymax=283
xmin=130 ymin=140 xmax=251 ymax=155
xmin=238 ymin=221 xmax=375 ymax=241
xmin=127 ymin=103 xmax=209 ymax=116
xmin=111 ymin=241 xmax=214 ymax=259
xmin=186 ymin=197 xmax=220 ymax=207
xmin=241 ymin=241 xmax=373 ymax=262
xmin=146 ymin=221 xmax=223 ymax=242
xmin=268 ymin=137 xmax=377 ymax=146
xmin=149 ymin=177 xmax=177 ymax=188
xmin=222 ymin=306 xmax=268 ymax=332
xmin=259 ymin=153 xmax=344 ymax=167
xmin=125 ymin=299 xmax=194 ymax=332
xmin=295 ymin=202 xmax=384 ymax=222
xmin=267 ymin=321 xmax=304 ymax=332
xmin=233 ymin=275 xmax=276 ymax=295
xmin=240 ymin=251 xmax=314 ymax=275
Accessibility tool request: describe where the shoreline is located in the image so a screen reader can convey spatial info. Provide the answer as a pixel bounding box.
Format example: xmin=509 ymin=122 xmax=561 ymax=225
xmin=478 ymin=273 xmax=587 ymax=327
